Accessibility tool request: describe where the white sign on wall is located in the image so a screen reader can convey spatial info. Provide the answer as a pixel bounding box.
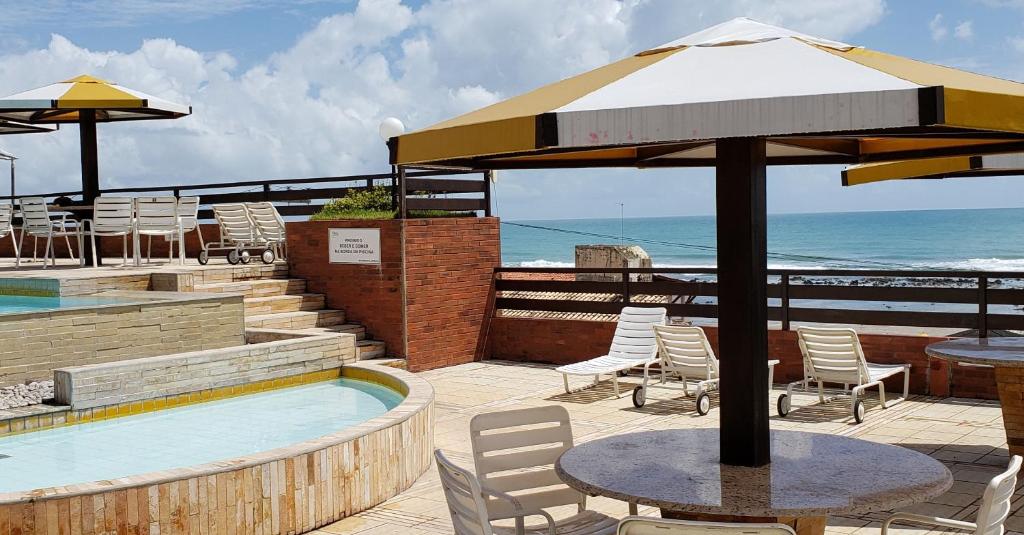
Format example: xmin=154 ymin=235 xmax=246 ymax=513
xmin=328 ymin=228 xmax=381 ymax=265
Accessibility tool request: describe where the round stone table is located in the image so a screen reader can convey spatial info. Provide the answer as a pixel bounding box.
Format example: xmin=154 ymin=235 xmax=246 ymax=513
xmin=555 ymin=429 xmax=952 ymax=535
xmin=926 ymin=337 xmax=1024 ymax=456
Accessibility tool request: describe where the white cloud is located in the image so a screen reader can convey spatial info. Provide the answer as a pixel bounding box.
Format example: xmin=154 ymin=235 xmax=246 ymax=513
xmin=954 ymin=20 xmax=974 ymax=41
xmin=0 ymin=0 xmax=891 ymax=219
xmin=929 ymin=13 xmax=948 ymax=41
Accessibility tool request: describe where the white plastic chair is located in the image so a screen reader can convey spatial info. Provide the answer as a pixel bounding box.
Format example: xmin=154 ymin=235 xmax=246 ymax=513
xmin=246 ymin=201 xmax=286 ymax=263
xmin=777 ymin=327 xmax=910 ymax=423
xmin=469 ymin=406 xmax=619 ymax=535
xmin=167 ymin=196 xmax=203 ymax=262
xmin=133 ymin=196 xmax=184 ymax=265
xmin=81 ymin=197 xmax=134 ymax=267
xmin=200 ymin=203 xmax=257 ymax=265
xmin=0 ymin=204 xmax=18 ymax=266
xmin=618 ymin=518 xmax=796 ymax=535
xmin=556 ymin=307 xmax=667 ymax=397
xmin=882 ymin=455 xmax=1021 ymax=535
xmin=631 ymin=325 xmax=778 ymax=415
xmin=18 ymin=197 xmax=81 ymax=268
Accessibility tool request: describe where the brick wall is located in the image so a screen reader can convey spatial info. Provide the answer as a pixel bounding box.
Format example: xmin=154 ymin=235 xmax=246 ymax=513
xmin=487 ymin=316 xmax=997 ymax=400
xmin=286 ymin=218 xmax=500 ymax=372
xmin=54 ymin=331 xmax=355 ymax=409
xmin=0 ymin=295 xmax=245 ymax=386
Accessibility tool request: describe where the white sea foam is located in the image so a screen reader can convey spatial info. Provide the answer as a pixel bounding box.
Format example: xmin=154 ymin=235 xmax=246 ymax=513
xmin=913 ymin=258 xmax=1024 ymax=271
xmin=517 ymin=259 xmax=574 ymax=268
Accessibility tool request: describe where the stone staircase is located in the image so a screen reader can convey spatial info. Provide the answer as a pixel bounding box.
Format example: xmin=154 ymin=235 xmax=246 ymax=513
xmin=193 ymin=276 xmax=387 ymax=360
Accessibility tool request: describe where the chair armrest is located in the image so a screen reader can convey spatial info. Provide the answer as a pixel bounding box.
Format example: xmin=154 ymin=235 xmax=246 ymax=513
xmin=480 ymin=486 xmax=555 ymax=535
xmin=882 ymin=512 xmax=976 ymax=535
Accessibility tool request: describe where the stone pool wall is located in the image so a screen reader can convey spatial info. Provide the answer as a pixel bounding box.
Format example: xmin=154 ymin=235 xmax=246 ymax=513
xmin=0 ymin=292 xmax=244 ymax=387
xmin=0 ymin=364 xmax=434 ymax=535
xmin=54 ymin=330 xmax=356 ymax=409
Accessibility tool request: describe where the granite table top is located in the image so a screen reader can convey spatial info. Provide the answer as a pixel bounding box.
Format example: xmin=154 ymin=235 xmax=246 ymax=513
xmin=926 ymin=337 xmax=1024 ymax=368
xmin=555 ymin=429 xmax=952 ymax=518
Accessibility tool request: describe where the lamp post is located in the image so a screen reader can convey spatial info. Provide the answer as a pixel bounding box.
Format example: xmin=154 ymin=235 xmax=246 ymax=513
xmin=378 ymin=118 xmax=406 ymax=215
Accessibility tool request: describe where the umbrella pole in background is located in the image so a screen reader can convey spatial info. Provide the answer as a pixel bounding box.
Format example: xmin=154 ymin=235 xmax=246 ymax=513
xmin=79 ymin=109 xmax=99 ymax=265
xmin=9 ymin=157 xmax=13 ymax=200
xmin=716 ymin=137 xmax=770 ymax=467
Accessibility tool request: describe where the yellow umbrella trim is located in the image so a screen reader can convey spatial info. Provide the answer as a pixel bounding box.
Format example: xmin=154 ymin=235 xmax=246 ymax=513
xmin=57 ymin=82 xmax=144 ymax=110
xmin=842 ymin=155 xmax=973 ymax=186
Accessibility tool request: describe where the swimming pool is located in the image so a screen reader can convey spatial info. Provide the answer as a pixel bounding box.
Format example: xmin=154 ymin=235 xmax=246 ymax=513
xmin=0 ymin=378 xmax=403 ymax=493
xmin=0 ymin=294 xmax=135 ymax=314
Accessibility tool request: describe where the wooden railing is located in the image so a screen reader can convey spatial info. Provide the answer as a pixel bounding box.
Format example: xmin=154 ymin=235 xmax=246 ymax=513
xmin=4 ymin=168 xmax=491 ymax=220
xmin=494 ymin=267 xmax=1024 ymax=335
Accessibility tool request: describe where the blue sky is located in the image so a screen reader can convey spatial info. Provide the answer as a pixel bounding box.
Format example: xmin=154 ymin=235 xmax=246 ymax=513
xmin=2 ymin=0 xmax=1024 ymax=220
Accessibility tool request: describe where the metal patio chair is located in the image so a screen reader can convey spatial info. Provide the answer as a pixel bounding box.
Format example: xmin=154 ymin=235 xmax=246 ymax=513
xmin=617 ymin=518 xmax=796 ymax=535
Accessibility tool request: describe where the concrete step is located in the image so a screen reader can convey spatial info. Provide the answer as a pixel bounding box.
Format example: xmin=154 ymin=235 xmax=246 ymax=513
xmin=195 ymin=278 xmax=307 ymax=298
xmin=356 ymin=339 xmax=387 ymax=360
xmin=245 ymin=309 xmax=345 ymax=329
xmin=244 ymin=294 xmax=325 ymax=315
xmin=368 ymin=357 xmax=406 ymax=370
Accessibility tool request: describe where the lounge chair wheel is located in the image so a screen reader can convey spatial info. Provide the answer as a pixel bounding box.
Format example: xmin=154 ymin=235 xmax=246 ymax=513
xmin=853 ymin=399 xmax=866 ymax=424
xmin=261 ymin=248 xmax=275 ymax=264
xmin=696 ymin=392 xmax=711 ymax=415
xmin=239 ymin=251 xmax=251 ymax=264
xmin=227 ymin=250 xmax=240 ymax=265
xmin=631 ymin=386 xmax=646 ymax=408
xmin=197 ymin=250 xmax=209 ymax=265
xmin=777 ymin=393 xmax=790 ymax=417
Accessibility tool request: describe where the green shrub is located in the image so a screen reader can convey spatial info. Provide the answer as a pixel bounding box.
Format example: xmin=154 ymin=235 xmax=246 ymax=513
xmin=310 ymin=186 xmax=477 ymax=220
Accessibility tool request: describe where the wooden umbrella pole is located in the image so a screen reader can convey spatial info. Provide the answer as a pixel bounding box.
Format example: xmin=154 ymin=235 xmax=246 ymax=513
xmin=79 ymin=109 xmax=99 ymax=265
xmin=716 ymin=137 xmax=770 ymax=467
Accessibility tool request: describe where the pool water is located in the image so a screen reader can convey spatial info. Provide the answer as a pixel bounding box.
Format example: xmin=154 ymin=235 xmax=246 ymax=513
xmin=0 ymin=294 xmax=133 ymax=314
xmin=0 ymin=378 xmax=404 ymax=493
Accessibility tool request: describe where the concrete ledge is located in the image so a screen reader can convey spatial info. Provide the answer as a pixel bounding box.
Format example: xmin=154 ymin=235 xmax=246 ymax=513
xmin=0 ymin=363 xmax=434 ymax=535
xmin=54 ymin=330 xmax=357 ymax=409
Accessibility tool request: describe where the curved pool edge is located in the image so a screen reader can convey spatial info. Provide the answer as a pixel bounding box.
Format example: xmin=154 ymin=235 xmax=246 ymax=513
xmin=0 ymin=363 xmax=435 ymax=535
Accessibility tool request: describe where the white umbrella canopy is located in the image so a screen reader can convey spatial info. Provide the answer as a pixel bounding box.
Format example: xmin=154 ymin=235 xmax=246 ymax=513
xmin=391 ymin=17 xmax=1024 ymax=168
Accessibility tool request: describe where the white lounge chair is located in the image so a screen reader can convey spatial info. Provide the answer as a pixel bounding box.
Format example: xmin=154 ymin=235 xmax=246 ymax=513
xmin=882 ymin=455 xmax=1021 ymax=535
xmin=631 ymin=325 xmax=778 ymax=415
xmin=0 ymin=204 xmax=18 ymax=266
xmin=133 ymin=196 xmax=184 ymax=265
xmin=777 ymin=327 xmax=910 ymax=423
xmin=468 ymin=406 xmax=619 ymax=534
xmin=167 ymin=196 xmax=203 ymax=262
xmin=556 ymin=307 xmax=667 ymax=397
xmin=200 ymin=203 xmax=257 ymax=265
xmin=618 ymin=518 xmax=796 ymax=535
xmin=81 ymin=197 xmax=134 ymax=267
xmin=246 ymin=201 xmax=286 ymax=263
xmin=18 ymin=197 xmax=81 ymax=268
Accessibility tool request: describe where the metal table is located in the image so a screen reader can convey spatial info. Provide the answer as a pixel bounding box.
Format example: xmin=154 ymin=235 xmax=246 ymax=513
xmin=927 ymin=337 xmax=1024 ymax=455
xmin=555 ymin=429 xmax=952 ymax=535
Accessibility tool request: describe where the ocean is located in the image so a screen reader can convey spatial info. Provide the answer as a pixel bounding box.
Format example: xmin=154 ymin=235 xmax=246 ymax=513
xmin=501 ymin=207 xmax=1024 ymax=272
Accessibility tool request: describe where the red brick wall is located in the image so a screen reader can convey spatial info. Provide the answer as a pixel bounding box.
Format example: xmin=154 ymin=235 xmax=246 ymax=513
xmin=287 ymin=220 xmax=406 ymax=361
xmin=488 ymin=317 xmax=997 ymax=400
xmin=286 ymin=217 xmax=501 ymax=372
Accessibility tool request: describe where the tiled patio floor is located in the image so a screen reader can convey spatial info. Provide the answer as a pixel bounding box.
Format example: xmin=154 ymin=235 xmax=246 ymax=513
xmin=316 ymin=360 xmax=1020 ymax=535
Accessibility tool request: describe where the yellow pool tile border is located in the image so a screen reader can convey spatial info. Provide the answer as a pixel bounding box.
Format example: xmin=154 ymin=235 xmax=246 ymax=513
xmin=0 ymin=367 xmax=345 ymax=438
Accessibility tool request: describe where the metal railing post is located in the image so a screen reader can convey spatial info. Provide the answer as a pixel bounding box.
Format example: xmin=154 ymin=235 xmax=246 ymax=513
xmin=979 ymin=275 xmax=989 ymax=338
xmin=622 ymin=268 xmax=631 ymax=305
xmin=780 ymin=273 xmax=790 ymax=331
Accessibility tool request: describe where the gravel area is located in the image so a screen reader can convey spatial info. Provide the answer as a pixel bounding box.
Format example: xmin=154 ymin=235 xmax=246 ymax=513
xmin=0 ymin=381 xmax=54 ymax=409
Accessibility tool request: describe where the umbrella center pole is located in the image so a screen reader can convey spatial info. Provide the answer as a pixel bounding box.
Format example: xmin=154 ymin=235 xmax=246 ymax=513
xmin=716 ymin=137 xmax=770 ymax=467
xmin=79 ymin=110 xmax=99 ymax=265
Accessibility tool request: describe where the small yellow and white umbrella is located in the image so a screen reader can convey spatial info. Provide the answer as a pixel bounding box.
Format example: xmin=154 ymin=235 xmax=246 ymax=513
xmin=842 ymin=153 xmax=1024 ymax=185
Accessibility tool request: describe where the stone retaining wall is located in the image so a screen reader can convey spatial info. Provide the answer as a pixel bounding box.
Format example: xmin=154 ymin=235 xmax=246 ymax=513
xmin=0 ymin=292 xmax=245 ymax=387
xmin=54 ymin=330 xmax=356 ymax=409
xmin=0 ymin=364 xmax=434 ymax=535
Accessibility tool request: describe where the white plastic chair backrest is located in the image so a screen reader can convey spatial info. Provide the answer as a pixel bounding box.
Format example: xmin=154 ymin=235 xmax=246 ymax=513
xmin=135 ymin=197 xmax=179 ymax=232
xmin=0 ymin=204 xmax=12 ymax=236
xmin=19 ymin=197 xmax=51 ymax=232
xmin=618 ymin=517 xmax=797 ymax=535
xmin=212 ymin=203 xmax=254 ymax=244
xmin=796 ymin=327 xmax=869 ymax=385
xmin=247 ymin=202 xmax=286 ymax=242
xmin=653 ymin=325 xmax=719 ymax=380
xmin=609 ymin=307 xmax=668 ymax=362
xmin=974 ymin=455 xmax=1022 ymax=535
xmin=177 ymin=197 xmax=200 ymax=232
xmin=93 ymin=197 xmax=134 ymax=233
xmin=434 ymin=450 xmax=494 ymax=535
xmin=469 ymin=405 xmax=582 ymax=519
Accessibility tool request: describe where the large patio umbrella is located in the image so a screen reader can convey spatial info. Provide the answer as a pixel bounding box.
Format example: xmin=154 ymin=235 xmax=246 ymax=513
xmin=388 ymin=17 xmax=1024 ymax=467
xmin=0 ymin=75 xmax=190 ymax=261
xmin=842 ymin=152 xmax=1024 ymax=185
